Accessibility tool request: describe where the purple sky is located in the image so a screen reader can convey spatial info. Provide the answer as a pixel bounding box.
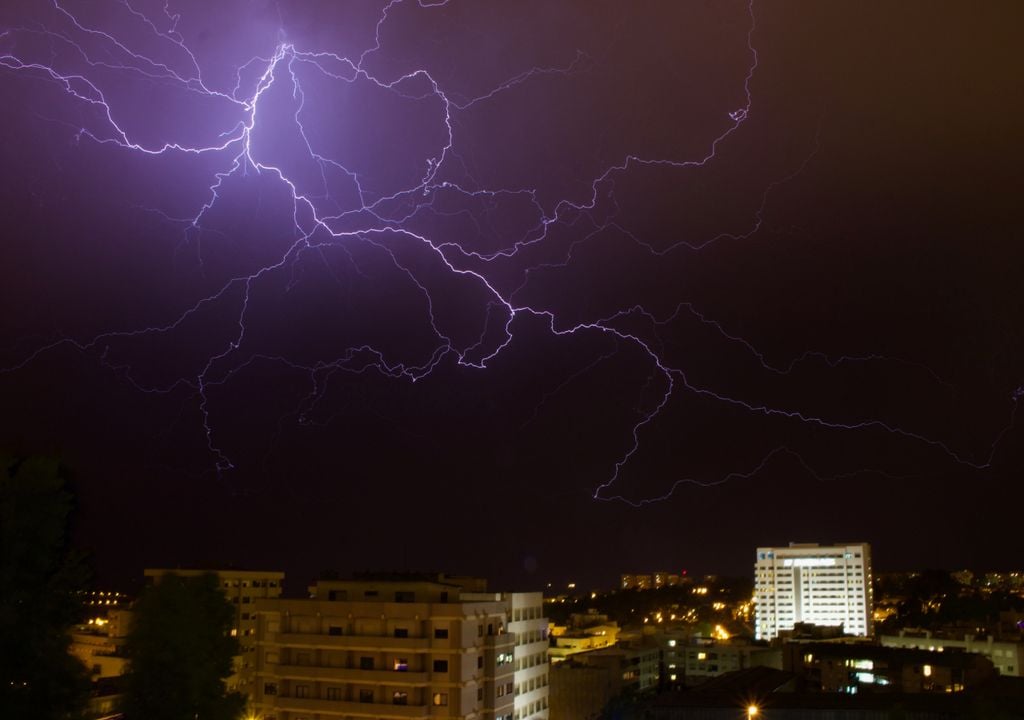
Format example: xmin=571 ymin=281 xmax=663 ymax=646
xmin=1 ymin=0 xmax=1021 ymax=593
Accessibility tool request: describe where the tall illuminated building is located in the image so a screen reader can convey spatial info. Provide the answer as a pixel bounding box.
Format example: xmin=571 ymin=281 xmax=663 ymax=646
xmin=754 ymin=543 xmax=873 ymax=641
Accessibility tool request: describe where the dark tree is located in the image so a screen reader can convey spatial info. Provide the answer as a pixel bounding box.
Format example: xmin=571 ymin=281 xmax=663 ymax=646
xmin=121 ymin=572 xmax=245 ymax=720
xmin=0 ymin=455 xmax=91 ymax=720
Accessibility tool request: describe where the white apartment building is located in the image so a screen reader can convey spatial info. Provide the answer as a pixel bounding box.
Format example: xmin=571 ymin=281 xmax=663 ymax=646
xmin=754 ymin=543 xmax=873 ymax=641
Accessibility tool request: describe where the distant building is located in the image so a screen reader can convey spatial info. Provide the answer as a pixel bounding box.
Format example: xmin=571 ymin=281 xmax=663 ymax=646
xmin=70 ymin=607 xmax=133 ymax=680
xmin=784 ymin=642 xmax=996 ymax=694
xmin=252 ymin=575 xmax=523 ymax=720
xmin=679 ymin=639 xmax=781 ymax=686
xmin=882 ymin=630 xmax=1024 ymax=677
xmin=621 ymin=572 xmax=684 ymax=590
xmin=548 ymin=623 xmax=619 ymax=662
xmin=754 ymin=543 xmax=873 ymax=641
xmin=549 ymin=643 xmax=660 ymax=720
xmin=144 ymin=567 xmax=284 ymax=695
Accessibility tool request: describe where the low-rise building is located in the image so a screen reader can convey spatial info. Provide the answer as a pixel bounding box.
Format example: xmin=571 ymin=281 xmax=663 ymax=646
xmin=882 ymin=630 xmax=1024 ymax=677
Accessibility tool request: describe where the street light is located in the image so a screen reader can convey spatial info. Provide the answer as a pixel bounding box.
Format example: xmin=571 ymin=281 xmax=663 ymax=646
xmin=747 ymin=704 xmax=759 ymax=718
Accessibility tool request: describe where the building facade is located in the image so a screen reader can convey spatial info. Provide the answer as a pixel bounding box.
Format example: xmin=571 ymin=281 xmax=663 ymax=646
xmin=508 ymin=592 xmax=549 ymax=720
xmin=252 ymin=577 xmax=517 ymax=720
xmin=754 ymin=543 xmax=873 ymax=641
xmin=882 ymin=630 xmax=1024 ymax=677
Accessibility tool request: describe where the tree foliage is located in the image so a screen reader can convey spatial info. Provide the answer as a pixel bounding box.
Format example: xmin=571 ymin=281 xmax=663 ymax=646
xmin=121 ymin=572 xmax=245 ymax=720
xmin=0 ymin=455 xmax=91 ymax=720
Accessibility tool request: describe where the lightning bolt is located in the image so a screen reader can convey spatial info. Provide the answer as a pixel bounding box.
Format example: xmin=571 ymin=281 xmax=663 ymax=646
xmin=0 ymin=0 xmax=1016 ymax=502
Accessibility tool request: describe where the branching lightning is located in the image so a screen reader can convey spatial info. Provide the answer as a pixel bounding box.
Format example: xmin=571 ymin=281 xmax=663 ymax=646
xmin=0 ymin=0 xmax=1016 ymax=501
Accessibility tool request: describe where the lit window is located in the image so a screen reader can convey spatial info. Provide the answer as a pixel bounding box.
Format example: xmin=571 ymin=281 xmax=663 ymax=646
xmin=923 ymin=665 xmax=932 ymax=677
xmin=433 ymin=692 xmax=448 ymax=706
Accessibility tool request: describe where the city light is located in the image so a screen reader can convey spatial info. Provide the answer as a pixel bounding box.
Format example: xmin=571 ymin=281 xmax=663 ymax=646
xmin=747 ymin=704 xmax=759 ymax=717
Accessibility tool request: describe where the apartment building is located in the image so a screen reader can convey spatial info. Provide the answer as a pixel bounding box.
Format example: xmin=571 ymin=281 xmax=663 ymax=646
xmin=252 ymin=576 xmax=517 ymax=720
xmin=754 ymin=543 xmax=873 ymax=641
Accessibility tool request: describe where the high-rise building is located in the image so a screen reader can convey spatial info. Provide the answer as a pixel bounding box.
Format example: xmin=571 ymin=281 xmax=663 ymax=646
xmin=754 ymin=543 xmax=873 ymax=641
xmin=143 ymin=567 xmax=284 ymax=694
xmin=251 ymin=576 xmax=520 ymax=720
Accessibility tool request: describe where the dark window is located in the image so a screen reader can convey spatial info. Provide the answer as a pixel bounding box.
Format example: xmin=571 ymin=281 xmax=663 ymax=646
xmin=394 ymin=628 xmax=408 ymax=638
xmin=393 ymin=691 xmax=408 ymax=705
xmin=263 ymin=682 xmax=277 ymax=696
xmin=395 ymin=591 xmax=415 ymax=603
xmin=433 ymin=659 xmax=448 ymax=672
xmin=360 ymin=656 xmax=374 ymax=670
xmin=328 ymin=625 xmax=343 ymax=636
xmin=359 ymin=689 xmax=373 ymax=703
xmin=326 ymin=687 xmax=342 ymax=701
xmin=364 ymin=590 xmax=378 ymax=597
xmin=477 ymin=656 xmax=484 ymax=669
xmin=440 ymin=591 xmax=449 ymax=602
xmin=434 ymin=628 xmax=449 ymax=639
xmin=487 ymin=623 xmax=494 ymax=636
xmin=478 ymin=688 xmax=484 ymax=701
xmin=295 ymin=685 xmax=310 ymax=699
xmin=477 ymin=625 xmax=483 ymax=637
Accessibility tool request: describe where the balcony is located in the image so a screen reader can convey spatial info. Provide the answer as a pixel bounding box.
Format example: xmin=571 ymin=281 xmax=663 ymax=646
xmin=264 ymin=695 xmax=430 ymax=718
xmin=263 ymin=632 xmax=431 ymax=651
xmin=271 ymin=664 xmax=430 ymax=685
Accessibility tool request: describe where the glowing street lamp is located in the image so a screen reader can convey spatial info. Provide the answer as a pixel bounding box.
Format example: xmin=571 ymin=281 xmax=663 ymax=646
xmin=747 ymin=704 xmax=760 ymax=718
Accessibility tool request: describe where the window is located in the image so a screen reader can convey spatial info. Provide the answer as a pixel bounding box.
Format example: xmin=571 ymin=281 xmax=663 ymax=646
xmin=433 ymin=692 xmax=448 ymax=706
xmin=242 ymin=596 xmax=251 ymax=604
xmin=294 ymin=685 xmax=310 ymax=698
xmin=328 ymin=625 xmax=343 ymax=636
xmin=478 ymin=656 xmax=484 ymax=669
xmin=478 ymin=624 xmax=484 ymax=637
xmin=359 ymin=689 xmax=373 ymax=703
xmin=478 ymin=688 xmax=484 ymax=701
xmin=440 ymin=591 xmax=449 ymax=602
xmin=433 ymin=659 xmax=448 ymax=672
xmin=360 ymin=656 xmax=374 ymax=670
xmin=394 ymin=658 xmax=408 ymax=672
xmin=434 ymin=628 xmax=449 ymax=639
xmin=364 ymin=590 xmax=378 ymax=597
xmin=394 ymin=627 xmax=409 ymax=638
xmin=393 ymin=691 xmax=408 ymax=705
xmin=395 ymin=591 xmax=415 ymax=603
xmin=326 ymin=687 xmax=342 ymax=701
xmin=506 ymin=682 xmax=514 ymax=695
xmin=497 ymin=684 xmax=505 ymax=697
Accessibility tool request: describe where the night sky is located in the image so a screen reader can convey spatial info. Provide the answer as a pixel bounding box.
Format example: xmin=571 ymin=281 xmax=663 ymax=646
xmin=1 ymin=1 xmax=1021 ymax=595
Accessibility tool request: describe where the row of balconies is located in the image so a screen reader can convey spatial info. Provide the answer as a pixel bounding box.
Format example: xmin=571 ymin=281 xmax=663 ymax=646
xmin=261 ymin=631 xmax=514 ymax=651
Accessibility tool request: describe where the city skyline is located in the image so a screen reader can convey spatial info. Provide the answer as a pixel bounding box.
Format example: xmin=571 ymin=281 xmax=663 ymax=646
xmin=1 ymin=0 xmax=1021 ymax=592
